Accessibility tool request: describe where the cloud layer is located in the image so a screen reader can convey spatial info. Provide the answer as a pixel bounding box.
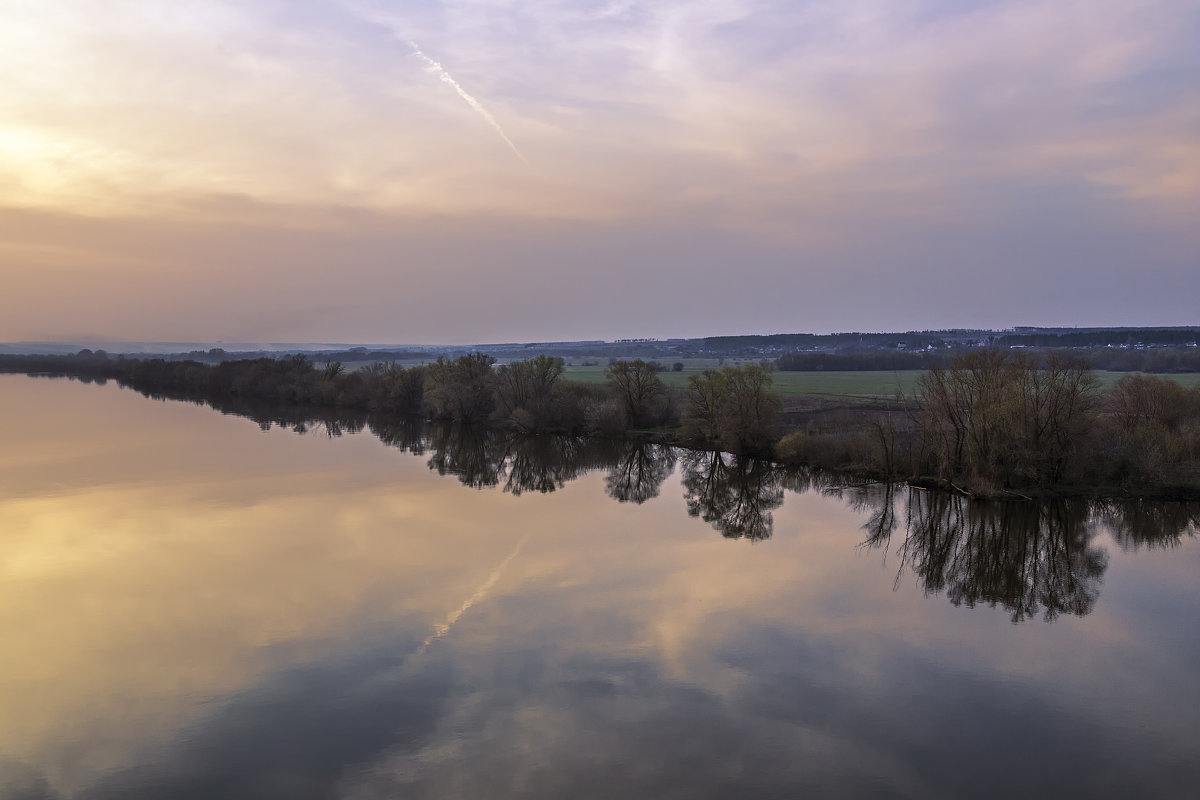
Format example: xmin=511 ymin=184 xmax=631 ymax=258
xmin=1 ymin=0 xmax=1197 ymax=341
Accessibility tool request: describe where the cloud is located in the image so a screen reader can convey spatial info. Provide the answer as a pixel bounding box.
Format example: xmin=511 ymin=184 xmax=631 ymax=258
xmin=1 ymin=0 xmax=1195 ymax=219
xmin=0 ymin=0 xmax=1198 ymax=340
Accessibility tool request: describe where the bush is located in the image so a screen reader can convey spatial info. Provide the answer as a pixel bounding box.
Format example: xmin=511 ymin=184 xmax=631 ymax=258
xmin=681 ymin=363 xmax=780 ymax=454
xmin=775 ymin=431 xmax=810 ymax=462
xmin=586 ymin=399 xmax=627 ymax=437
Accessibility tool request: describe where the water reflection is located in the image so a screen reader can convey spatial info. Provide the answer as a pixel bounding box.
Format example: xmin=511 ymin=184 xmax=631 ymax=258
xmin=847 ymin=488 xmax=1198 ymax=622
xmin=606 ymin=443 xmax=676 ymax=505
xmin=372 ymin=418 xmax=782 ymax=538
xmin=6 ymin=376 xmax=1200 ymax=798
xmin=367 ymin=415 xmax=427 ymax=454
xmin=157 ymin=388 xmax=1200 ymax=585
xmin=425 ymin=425 xmax=507 ymax=489
xmin=32 ymin=377 xmax=1200 ymax=613
xmin=680 ymin=451 xmax=783 ymax=540
xmin=407 ymin=425 xmax=614 ymax=495
xmin=1095 ymin=499 xmax=1200 ymax=551
xmin=167 ymin=393 xmax=371 ymax=438
xmin=868 ymin=490 xmax=1106 ymax=621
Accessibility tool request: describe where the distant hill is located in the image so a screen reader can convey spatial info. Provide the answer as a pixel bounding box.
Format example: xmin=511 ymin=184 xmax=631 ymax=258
xmin=4 ymin=326 xmax=1198 ymax=371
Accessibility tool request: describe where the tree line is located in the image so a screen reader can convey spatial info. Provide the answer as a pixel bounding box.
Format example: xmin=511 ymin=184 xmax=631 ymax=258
xmin=776 ymin=347 xmax=1200 ymax=373
xmin=996 ymin=328 xmax=1199 ymax=348
xmin=776 ymin=351 xmax=946 ymax=371
xmin=778 ymin=350 xmax=1200 ymax=497
xmin=4 ymin=349 xmax=1200 ymax=496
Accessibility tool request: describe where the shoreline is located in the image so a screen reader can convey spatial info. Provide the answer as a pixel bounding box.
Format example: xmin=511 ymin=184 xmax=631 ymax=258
xmin=6 ymin=367 xmax=1199 ymax=503
xmin=4 ymin=351 xmax=1199 ymax=503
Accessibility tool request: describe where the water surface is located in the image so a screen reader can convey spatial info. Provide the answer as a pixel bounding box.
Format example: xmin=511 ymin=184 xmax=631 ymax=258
xmin=1 ymin=375 xmax=1198 ymax=799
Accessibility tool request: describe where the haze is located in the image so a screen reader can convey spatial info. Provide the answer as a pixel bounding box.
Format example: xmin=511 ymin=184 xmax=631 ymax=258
xmin=2 ymin=0 xmax=1197 ymax=344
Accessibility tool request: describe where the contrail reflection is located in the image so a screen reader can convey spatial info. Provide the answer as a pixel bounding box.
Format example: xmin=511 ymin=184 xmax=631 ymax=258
xmin=420 ymin=533 xmax=529 ymax=651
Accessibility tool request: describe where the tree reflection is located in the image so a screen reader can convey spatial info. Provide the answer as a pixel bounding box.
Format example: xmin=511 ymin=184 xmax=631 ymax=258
xmin=417 ymin=424 xmax=621 ymax=495
xmin=118 ymin=389 xmax=1199 ymax=601
xmin=849 ymin=484 xmax=898 ymax=549
xmin=859 ymin=490 xmax=1108 ymax=622
xmin=776 ymin=464 xmax=838 ymax=497
xmin=1095 ymin=500 xmax=1200 ymax=551
xmin=681 ymin=451 xmax=783 ymax=540
xmin=606 ymin=443 xmax=676 ymax=504
xmin=367 ymin=415 xmax=427 ymax=455
xmin=425 ymin=425 xmax=507 ymax=489
xmin=500 ymin=434 xmax=594 ymax=496
xmin=213 ymin=398 xmax=369 ymax=438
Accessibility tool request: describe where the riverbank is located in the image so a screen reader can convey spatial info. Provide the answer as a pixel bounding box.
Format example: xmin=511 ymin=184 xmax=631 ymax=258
xmin=4 ymin=351 xmax=1199 ymax=501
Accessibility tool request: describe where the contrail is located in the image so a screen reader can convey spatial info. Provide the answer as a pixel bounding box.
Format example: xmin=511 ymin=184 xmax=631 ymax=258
xmin=408 ymin=41 xmax=528 ymax=165
xmin=420 ymin=533 xmax=529 ymax=652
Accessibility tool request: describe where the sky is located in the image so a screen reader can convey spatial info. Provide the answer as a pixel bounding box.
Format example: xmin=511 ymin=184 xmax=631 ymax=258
xmin=1 ymin=0 xmax=1197 ymax=345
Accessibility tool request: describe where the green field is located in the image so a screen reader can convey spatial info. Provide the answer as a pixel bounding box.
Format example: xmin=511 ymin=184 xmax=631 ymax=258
xmin=1091 ymin=371 xmax=1200 ymax=391
xmin=561 ymin=364 xmax=1200 ymax=400
xmin=348 ymin=356 xmax=1200 ymax=400
xmin=561 ymin=364 xmax=923 ymax=399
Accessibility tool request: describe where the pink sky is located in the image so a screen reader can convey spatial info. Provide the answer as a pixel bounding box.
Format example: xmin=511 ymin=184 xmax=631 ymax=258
xmin=2 ymin=0 xmax=1197 ymax=343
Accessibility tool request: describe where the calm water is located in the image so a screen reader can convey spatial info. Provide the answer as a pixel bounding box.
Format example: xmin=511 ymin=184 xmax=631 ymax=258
xmin=1 ymin=374 xmax=1198 ymax=799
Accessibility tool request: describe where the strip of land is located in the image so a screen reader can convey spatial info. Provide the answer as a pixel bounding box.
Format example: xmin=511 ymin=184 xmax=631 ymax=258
xmin=3 ymin=349 xmax=1198 ymax=499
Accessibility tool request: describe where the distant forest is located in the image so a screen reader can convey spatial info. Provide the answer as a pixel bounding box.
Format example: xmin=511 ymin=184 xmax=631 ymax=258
xmin=775 ymin=348 xmax=1200 ymax=373
xmin=996 ymin=329 xmax=1200 ymax=347
xmin=16 ymin=326 xmax=1197 ymax=371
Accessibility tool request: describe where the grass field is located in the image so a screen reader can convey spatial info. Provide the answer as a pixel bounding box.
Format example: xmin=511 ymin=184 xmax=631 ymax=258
xmin=560 ymin=363 xmax=922 ymax=399
xmin=1091 ymin=371 xmax=1200 ymax=391
xmin=349 ymin=356 xmax=1200 ymax=400
xmin=561 ymin=363 xmax=1200 ymax=400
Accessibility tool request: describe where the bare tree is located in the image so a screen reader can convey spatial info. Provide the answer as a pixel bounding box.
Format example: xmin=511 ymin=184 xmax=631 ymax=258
xmin=605 ymin=359 xmax=672 ymax=428
xmin=681 ymin=362 xmax=781 ymax=453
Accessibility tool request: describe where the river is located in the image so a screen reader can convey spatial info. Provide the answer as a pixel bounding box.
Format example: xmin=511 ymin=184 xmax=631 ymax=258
xmin=1 ymin=374 xmax=1197 ymax=799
